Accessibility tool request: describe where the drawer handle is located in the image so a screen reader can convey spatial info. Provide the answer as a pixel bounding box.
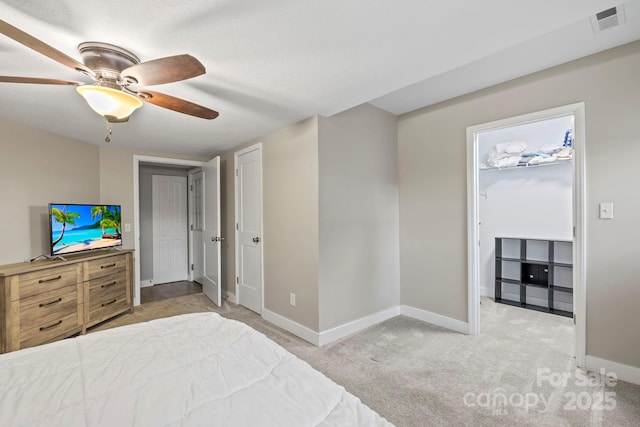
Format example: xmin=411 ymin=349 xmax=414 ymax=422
xmin=102 ymin=299 xmax=117 ymax=307
xmin=39 ymin=297 xmax=62 ymax=307
xmin=39 ymin=320 xmax=63 ymax=331
xmin=101 ymin=263 xmax=117 ymax=269
xmin=38 ymin=275 xmax=62 ymax=283
xmin=101 ymin=281 xmax=117 ymax=289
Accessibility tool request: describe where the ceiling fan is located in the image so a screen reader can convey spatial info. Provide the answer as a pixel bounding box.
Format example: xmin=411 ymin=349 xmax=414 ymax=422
xmin=0 ymin=19 xmax=218 ymax=141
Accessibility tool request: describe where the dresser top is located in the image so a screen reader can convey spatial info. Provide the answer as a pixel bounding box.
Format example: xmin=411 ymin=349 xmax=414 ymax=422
xmin=0 ymin=250 xmax=133 ymax=277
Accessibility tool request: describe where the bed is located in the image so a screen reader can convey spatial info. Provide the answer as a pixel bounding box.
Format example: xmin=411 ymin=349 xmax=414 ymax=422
xmin=0 ymin=312 xmax=392 ymax=426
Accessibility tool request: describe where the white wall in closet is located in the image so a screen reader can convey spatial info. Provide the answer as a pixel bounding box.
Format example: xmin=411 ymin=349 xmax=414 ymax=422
xmin=478 ymin=115 xmax=573 ymax=307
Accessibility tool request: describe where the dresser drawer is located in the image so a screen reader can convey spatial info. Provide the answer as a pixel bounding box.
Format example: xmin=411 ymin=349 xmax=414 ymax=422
xmin=20 ymin=310 xmax=82 ymax=350
xmin=87 ymin=270 xmax=128 ymax=324
xmin=86 ymin=255 xmax=127 ymax=280
xmin=19 ymin=285 xmax=79 ymax=332
xmin=88 ymin=276 xmax=126 ymax=307
xmin=88 ymin=271 xmax=126 ymax=290
xmin=87 ymin=295 xmax=128 ymax=325
xmin=17 ymin=265 xmax=79 ymax=299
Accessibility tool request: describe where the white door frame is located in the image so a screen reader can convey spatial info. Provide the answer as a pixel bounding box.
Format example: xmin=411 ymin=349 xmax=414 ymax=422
xmin=133 ymin=155 xmax=204 ymax=306
xmin=466 ymin=102 xmax=587 ymax=368
xmin=234 ymin=143 xmax=264 ymax=313
xmin=187 ymin=168 xmax=203 ymax=283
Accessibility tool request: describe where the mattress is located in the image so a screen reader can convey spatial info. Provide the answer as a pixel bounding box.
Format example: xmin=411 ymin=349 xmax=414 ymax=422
xmin=0 ymin=312 xmax=392 ymax=426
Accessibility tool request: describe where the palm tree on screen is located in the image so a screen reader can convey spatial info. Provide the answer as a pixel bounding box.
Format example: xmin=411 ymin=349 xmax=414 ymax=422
xmin=91 ymin=205 xmax=107 ymax=234
xmin=51 ymin=206 xmax=81 ymax=247
xmin=100 ymin=206 xmax=122 ymax=239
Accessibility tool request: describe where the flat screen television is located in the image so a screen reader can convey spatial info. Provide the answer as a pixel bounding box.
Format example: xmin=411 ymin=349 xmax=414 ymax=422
xmin=49 ymin=203 xmax=122 ymax=256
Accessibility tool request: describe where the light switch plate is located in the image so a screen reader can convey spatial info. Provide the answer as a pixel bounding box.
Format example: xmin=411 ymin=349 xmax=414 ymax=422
xmin=599 ymin=203 xmax=614 ymax=219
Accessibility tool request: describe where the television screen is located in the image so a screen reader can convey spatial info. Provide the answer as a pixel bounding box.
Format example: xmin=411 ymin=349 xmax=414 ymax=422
xmin=49 ymin=203 xmax=122 ymax=256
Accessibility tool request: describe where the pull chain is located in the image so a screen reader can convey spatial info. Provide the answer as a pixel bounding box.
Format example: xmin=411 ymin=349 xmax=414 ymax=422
xmin=105 ymin=120 xmax=112 ymax=143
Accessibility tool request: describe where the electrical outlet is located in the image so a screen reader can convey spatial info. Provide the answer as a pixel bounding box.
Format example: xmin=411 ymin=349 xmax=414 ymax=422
xmin=290 ymin=293 xmax=296 ymax=307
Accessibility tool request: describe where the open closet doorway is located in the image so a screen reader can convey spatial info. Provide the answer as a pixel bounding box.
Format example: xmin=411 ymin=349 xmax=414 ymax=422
xmin=467 ymin=103 xmax=587 ymax=368
xmin=133 ymin=155 xmax=223 ymax=308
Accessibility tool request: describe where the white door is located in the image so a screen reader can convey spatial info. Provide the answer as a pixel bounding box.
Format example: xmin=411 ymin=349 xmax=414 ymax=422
xmin=152 ymin=175 xmax=188 ymax=284
xmin=189 ymin=170 xmax=205 ymax=283
xmin=201 ymin=157 xmax=222 ymax=306
xmin=235 ymin=146 xmax=263 ymax=313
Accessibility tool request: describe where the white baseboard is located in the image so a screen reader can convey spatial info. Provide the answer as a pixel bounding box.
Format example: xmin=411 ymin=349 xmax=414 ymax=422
xmin=224 ymin=291 xmax=236 ymax=304
xmin=318 ymin=306 xmax=401 ymax=346
xmin=140 ymin=279 xmax=153 ymax=288
xmin=262 ymin=309 xmax=320 ymax=346
xmin=400 ymin=305 xmax=469 ymax=334
xmin=585 ymin=355 xmax=640 ymax=386
xmin=262 ymin=306 xmax=402 ymax=347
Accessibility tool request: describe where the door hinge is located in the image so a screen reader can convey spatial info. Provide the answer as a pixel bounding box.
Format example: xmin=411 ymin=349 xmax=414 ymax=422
xmin=236 ymin=169 xmax=238 ymax=177
xmin=573 ymin=226 xmax=576 ymax=237
xmin=236 ymin=222 xmax=239 ymax=230
xmin=190 ymin=184 xmax=193 ymax=191
xmin=190 ymin=224 xmax=194 ymax=231
xmin=191 ymin=264 xmax=194 ymax=271
xmin=573 ymin=314 xmax=576 ymax=325
xmin=236 ymin=276 xmax=239 ymax=284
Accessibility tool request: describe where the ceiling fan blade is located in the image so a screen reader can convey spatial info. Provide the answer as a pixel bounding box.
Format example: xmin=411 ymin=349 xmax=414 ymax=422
xmin=138 ymin=90 xmax=218 ymax=119
xmin=121 ymin=54 xmax=205 ymax=86
xmin=0 ymin=76 xmax=83 ymax=85
xmin=0 ymin=20 xmax=94 ymax=77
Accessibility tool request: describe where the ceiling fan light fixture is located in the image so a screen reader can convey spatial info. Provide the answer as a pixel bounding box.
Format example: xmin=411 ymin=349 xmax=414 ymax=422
xmin=76 ymin=85 xmax=143 ymax=120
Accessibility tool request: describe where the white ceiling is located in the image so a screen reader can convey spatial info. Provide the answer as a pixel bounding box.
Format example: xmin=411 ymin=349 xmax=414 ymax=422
xmin=1 ymin=0 xmax=638 ymax=157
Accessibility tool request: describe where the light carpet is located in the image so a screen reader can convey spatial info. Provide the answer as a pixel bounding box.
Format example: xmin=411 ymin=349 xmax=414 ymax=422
xmin=92 ymin=295 xmax=640 ymax=426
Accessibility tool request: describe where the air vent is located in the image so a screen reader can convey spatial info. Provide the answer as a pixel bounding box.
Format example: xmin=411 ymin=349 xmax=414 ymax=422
xmin=590 ymin=5 xmax=626 ymax=33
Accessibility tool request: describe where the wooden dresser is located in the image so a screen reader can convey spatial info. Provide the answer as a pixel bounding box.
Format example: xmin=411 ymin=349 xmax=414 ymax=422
xmin=0 ymin=250 xmax=133 ymax=353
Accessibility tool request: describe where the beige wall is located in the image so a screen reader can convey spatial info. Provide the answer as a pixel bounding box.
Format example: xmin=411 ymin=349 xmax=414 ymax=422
xmin=318 ymin=104 xmax=400 ymax=330
xmin=398 ymin=41 xmax=640 ymax=368
xmin=0 ymin=120 xmax=100 ymax=264
xmin=263 ymin=117 xmax=320 ymax=330
xmin=221 ymin=118 xmax=320 ymax=331
xmin=222 ymin=106 xmax=401 ymax=333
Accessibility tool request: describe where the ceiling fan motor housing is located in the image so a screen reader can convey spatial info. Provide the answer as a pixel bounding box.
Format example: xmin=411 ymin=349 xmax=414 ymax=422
xmin=78 ymin=42 xmax=140 ymax=82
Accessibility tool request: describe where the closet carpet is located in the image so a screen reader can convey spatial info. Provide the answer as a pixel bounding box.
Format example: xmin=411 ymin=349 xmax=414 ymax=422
xmin=92 ymin=295 xmax=640 ymax=427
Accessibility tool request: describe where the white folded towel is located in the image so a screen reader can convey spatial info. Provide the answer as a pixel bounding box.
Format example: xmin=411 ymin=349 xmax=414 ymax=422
xmin=494 ymin=156 xmax=521 ymax=168
xmin=487 ymin=141 xmax=528 ymax=167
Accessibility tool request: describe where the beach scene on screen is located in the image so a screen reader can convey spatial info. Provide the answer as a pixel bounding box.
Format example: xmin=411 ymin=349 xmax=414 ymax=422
xmin=50 ymin=204 xmax=122 ymax=255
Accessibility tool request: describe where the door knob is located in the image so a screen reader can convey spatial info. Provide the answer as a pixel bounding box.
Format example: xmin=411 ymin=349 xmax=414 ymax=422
xmin=253 ymin=237 xmax=260 ymax=243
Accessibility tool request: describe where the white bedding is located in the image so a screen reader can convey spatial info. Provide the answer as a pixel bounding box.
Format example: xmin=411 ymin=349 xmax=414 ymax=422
xmin=0 ymin=313 xmax=392 ymax=426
